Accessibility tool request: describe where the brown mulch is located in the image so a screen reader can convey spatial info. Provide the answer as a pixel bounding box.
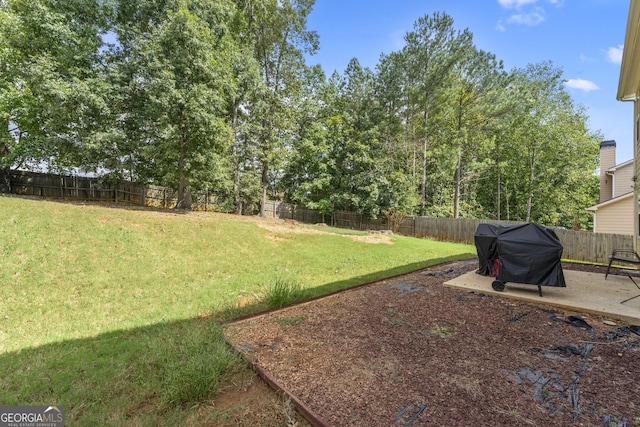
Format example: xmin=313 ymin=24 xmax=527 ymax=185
xmin=224 ymin=260 xmax=640 ymax=427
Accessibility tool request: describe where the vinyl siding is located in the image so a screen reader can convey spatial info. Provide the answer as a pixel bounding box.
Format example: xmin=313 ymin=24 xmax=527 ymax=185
xmin=612 ymin=162 xmax=634 ymax=198
xmin=593 ymin=195 xmax=635 ymax=235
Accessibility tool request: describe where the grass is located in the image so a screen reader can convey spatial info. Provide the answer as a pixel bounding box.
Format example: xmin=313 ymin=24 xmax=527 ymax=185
xmin=264 ymin=278 xmax=308 ymax=308
xmin=0 ymin=195 xmax=475 ymax=425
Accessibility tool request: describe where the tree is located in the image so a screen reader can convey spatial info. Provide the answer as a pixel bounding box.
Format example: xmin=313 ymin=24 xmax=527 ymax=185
xmin=228 ymin=48 xmax=263 ymax=214
xmin=0 ymin=0 xmax=111 ymax=188
xmin=111 ymin=0 xmax=240 ymax=208
xmin=240 ymin=0 xmax=318 ymax=216
xmin=446 ymin=47 xmax=511 ymax=218
xmin=400 ymin=12 xmax=473 ymax=216
xmin=496 ymin=62 xmax=599 ymax=226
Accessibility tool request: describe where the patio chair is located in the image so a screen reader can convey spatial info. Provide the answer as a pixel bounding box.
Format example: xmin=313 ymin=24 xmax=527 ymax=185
xmin=605 ymin=248 xmax=640 ymax=303
xmin=605 ymin=248 xmax=640 ymax=279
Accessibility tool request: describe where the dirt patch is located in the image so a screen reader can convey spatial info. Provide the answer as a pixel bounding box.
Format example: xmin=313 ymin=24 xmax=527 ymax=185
xmin=224 ymin=261 xmax=640 ymax=426
xmin=206 ymin=368 xmax=307 ymax=427
xmin=254 ymin=219 xmax=394 ymax=245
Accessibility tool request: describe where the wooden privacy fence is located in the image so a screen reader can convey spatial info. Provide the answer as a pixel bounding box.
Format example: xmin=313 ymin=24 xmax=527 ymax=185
xmin=10 ymin=170 xmax=145 ymax=204
xmin=8 ymin=171 xmax=225 ymax=211
xmin=264 ymin=200 xmax=634 ymax=265
xmin=7 ymin=173 xmax=632 ymax=265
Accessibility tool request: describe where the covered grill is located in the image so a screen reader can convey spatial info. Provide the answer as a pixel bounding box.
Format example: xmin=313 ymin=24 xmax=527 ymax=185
xmin=474 ymin=223 xmax=566 ymax=296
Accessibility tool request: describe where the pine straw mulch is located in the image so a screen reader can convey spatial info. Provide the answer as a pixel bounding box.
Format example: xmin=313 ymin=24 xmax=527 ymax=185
xmin=224 ymin=260 xmax=640 ymax=427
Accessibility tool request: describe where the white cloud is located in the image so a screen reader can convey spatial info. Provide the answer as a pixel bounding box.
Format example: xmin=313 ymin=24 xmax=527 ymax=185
xmin=507 ymin=10 xmax=545 ymax=26
xmin=564 ymin=78 xmax=600 ymax=92
xmin=606 ymin=44 xmax=623 ymax=64
xmin=579 ymin=54 xmax=595 ymax=63
xmin=497 ymin=0 xmax=559 ymax=30
xmin=498 ymin=0 xmax=539 ymax=9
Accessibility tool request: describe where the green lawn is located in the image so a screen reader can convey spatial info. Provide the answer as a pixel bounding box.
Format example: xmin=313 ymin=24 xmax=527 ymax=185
xmin=0 ymin=195 xmax=474 ymax=425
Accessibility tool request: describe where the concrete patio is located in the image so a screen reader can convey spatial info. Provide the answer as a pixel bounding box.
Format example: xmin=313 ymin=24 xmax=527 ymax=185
xmin=444 ymin=269 xmax=640 ymax=324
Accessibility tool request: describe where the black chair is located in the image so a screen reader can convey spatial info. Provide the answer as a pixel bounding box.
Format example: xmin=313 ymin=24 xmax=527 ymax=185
xmin=605 ymin=248 xmax=640 ymax=279
xmin=606 ymin=248 xmax=640 ymax=304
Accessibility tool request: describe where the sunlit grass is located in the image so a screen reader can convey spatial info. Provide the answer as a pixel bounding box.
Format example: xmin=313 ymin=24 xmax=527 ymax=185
xmin=0 ymin=196 xmax=474 ymax=353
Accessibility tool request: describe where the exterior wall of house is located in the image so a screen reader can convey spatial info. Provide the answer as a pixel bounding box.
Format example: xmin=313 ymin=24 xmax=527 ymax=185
xmin=599 ymin=141 xmax=616 ymax=203
xmin=612 ymin=162 xmax=634 ymax=198
xmin=635 ymin=100 xmax=639 ymax=246
xmin=617 ymin=0 xmax=640 ymax=247
xmin=593 ymin=195 xmax=635 ymax=235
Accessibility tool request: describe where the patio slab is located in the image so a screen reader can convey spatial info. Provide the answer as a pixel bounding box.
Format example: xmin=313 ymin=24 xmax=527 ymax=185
xmin=444 ymin=269 xmax=640 ymax=324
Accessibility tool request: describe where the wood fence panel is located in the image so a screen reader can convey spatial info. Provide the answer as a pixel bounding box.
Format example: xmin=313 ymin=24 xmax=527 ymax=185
xmin=276 ymin=202 xmax=294 ymax=219
xmin=293 ymin=206 xmax=323 ymax=224
xmin=553 ymin=229 xmax=633 ymax=264
xmin=360 ymin=217 xmax=387 ymax=231
xmin=331 ymin=211 xmax=358 ymax=229
xmin=396 ymin=217 xmax=414 ymax=236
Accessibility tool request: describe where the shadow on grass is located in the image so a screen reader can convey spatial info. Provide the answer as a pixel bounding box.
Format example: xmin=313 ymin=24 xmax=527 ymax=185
xmin=0 ymin=316 xmax=242 ymax=426
xmin=216 ymin=254 xmax=476 ymax=322
xmin=0 ymin=255 xmax=475 ymax=426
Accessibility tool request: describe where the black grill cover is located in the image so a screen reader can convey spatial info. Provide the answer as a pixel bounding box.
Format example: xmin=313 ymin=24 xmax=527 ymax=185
xmin=474 ymin=223 xmax=499 ymax=276
xmin=475 ymin=223 xmax=566 ymax=288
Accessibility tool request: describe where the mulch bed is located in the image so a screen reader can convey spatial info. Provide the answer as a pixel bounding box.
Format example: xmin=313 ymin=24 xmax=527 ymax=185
xmin=224 ymin=260 xmax=640 ymax=427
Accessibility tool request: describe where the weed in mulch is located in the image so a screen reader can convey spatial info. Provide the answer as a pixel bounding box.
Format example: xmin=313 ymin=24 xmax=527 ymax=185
xmin=276 ymin=316 xmax=306 ymax=330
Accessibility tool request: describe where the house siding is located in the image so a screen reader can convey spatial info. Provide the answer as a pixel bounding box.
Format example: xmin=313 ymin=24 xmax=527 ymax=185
xmin=593 ymin=195 xmax=635 ymax=235
xmin=612 ymin=162 xmax=634 ymax=198
xmin=635 ymin=101 xmax=639 ymax=243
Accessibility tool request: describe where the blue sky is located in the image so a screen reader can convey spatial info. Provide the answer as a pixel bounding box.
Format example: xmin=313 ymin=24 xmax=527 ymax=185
xmin=305 ymin=0 xmax=633 ymax=163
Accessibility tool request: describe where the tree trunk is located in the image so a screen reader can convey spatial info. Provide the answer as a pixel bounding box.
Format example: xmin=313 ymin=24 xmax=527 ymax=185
xmin=260 ymin=160 xmax=268 ymax=217
xmin=496 ymin=164 xmax=501 ymax=221
xmin=454 ymin=148 xmax=461 ymax=219
xmin=420 ymin=139 xmax=427 ymax=216
xmin=176 ymin=140 xmax=191 ymax=210
xmin=231 ymin=102 xmax=242 ymax=215
xmin=419 ymin=107 xmax=429 ymax=217
xmin=0 ymin=167 xmax=10 ymax=193
xmin=496 ymin=147 xmax=501 ymax=221
xmin=453 ymin=89 xmax=464 ymax=219
xmin=526 ymin=147 xmax=536 ymax=223
xmin=0 ymin=116 xmax=11 ymax=193
xmin=0 ymin=141 xmax=10 ymax=193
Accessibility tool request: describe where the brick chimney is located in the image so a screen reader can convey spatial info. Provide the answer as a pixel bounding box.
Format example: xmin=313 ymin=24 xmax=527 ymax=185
xmin=599 ymin=140 xmax=616 ymax=203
